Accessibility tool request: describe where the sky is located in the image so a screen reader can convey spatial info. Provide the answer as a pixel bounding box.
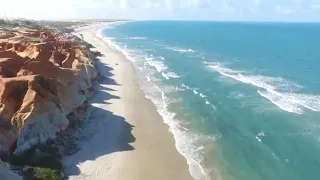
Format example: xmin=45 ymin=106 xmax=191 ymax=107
xmin=1 ymin=0 xmax=320 ymax=22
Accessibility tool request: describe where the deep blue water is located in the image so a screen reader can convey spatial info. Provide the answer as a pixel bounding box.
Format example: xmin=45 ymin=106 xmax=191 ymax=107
xmin=98 ymin=21 xmax=320 ymax=180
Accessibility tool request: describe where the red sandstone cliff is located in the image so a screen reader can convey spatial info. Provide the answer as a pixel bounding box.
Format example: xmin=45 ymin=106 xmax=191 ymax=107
xmin=0 ymin=28 xmax=98 ymax=155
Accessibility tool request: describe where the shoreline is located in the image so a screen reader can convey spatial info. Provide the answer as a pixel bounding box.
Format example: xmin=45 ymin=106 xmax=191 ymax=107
xmin=63 ymin=25 xmax=194 ymax=180
xmin=94 ymin=24 xmax=211 ymax=180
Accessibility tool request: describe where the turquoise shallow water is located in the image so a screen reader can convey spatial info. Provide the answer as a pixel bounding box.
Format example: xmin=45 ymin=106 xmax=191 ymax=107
xmin=97 ymin=21 xmax=320 ymax=180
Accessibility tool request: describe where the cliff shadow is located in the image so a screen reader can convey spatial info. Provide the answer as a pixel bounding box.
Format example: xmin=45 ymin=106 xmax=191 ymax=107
xmin=63 ymin=51 xmax=135 ymax=176
xmin=94 ymin=56 xmax=120 ymax=88
xmin=63 ymin=103 xmax=135 ymax=176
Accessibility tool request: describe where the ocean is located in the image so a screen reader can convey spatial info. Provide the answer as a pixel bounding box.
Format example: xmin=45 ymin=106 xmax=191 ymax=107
xmin=96 ymin=21 xmax=320 ymax=180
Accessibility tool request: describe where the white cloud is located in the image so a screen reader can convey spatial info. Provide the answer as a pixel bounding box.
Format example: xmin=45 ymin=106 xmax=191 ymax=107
xmin=253 ymin=0 xmax=261 ymax=7
xmin=1 ymin=0 xmax=320 ymax=21
xmin=276 ymin=5 xmax=293 ymax=14
xmin=311 ymin=4 xmax=320 ymax=9
xmin=120 ymin=0 xmax=128 ymax=9
xmin=221 ymin=0 xmax=236 ymax=12
xmin=165 ymin=0 xmax=173 ymax=9
xmin=187 ymin=0 xmax=200 ymax=8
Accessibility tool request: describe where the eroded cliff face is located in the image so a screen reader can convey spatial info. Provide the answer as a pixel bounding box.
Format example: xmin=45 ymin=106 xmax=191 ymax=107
xmin=0 ymin=28 xmax=98 ymax=155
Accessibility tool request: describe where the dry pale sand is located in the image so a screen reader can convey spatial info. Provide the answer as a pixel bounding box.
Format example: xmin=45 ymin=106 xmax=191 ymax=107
xmin=63 ymin=26 xmax=194 ymax=180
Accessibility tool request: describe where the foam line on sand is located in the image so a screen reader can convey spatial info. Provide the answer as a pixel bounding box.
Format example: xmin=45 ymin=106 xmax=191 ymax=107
xmin=63 ymin=25 xmax=193 ymax=180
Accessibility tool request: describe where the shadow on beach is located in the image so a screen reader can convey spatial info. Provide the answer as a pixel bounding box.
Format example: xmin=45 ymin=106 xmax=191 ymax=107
xmin=63 ymin=50 xmax=136 ymax=176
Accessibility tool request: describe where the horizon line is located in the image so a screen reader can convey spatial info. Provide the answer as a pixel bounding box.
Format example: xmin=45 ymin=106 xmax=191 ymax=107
xmin=1 ymin=17 xmax=320 ymax=24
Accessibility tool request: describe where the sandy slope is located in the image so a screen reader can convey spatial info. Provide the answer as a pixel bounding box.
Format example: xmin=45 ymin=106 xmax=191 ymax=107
xmin=63 ymin=26 xmax=193 ymax=180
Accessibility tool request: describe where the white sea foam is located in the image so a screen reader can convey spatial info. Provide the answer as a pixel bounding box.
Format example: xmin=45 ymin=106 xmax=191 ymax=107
xmin=181 ymin=84 xmax=213 ymax=108
xmin=167 ymin=46 xmax=195 ymax=53
xmin=127 ymin=36 xmax=147 ymax=40
xmin=255 ymin=132 xmax=266 ymax=142
xmin=205 ymin=62 xmax=320 ymax=114
xmin=145 ymin=57 xmax=154 ymax=61
xmin=257 ymin=90 xmax=304 ymax=114
xmin=96 ymin=29 xmax=135 ymax=63
xmin=200 ymin=93 xmax=207 ymax=98
xmin=161 ymin=72 xmax=181 ymax=80
xmin=97 ymin=28 xmax=210 ymax=180
xmin=146 ymin=75 xmax=151 ymax=82
xmin=141 ymin=83 xmax=212 ymax=180
xmin=182 ymin=84 xmax=201 ymax=96
xmin=146 ymin=60 xmax=167 ymax=73
xmin=140 ymin=62 xmax=211 ymax=179
xmin=144 ymin=57 xmax=181 ymax=80
xmin=182 ymin=84 xmax=192 ymax=90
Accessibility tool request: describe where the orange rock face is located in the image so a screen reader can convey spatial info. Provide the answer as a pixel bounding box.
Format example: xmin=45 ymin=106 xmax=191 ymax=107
xmin=0 ymin=29 xmax=98 ymax=155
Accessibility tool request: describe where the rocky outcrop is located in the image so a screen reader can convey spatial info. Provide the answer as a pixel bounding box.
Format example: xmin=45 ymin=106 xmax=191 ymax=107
xmin=0 ymin=28 xmax=98 ymax=155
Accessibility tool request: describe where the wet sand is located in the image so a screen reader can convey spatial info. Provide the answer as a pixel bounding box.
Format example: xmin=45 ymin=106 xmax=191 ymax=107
xmin=63 ymin=25 xmax=194 ymax=180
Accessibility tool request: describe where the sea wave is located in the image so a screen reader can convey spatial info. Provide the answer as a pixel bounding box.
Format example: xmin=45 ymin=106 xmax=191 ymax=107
xmin=145 ymin=59 xmax=167 ymax=72
xmin=181 ymin=84 xmax=214 ymax=109
xmin=162 ymin=72 xmax=181 ymax=80
xmin=145 ymin=57 xmax=154 ymax=61
xmin=204 ymin=61 xmax=320 ymax=114
xmin=144 ymin=57 xmax=180 ymax=80
xmin=97 ymin=27 xmax=181 ymax=82
xmin=127 ymin=36 xmax=147 ymax=40
xmin=167 ymin=46 xmax=195 ymax=53
xmin=96 ymin=29 xmax=135 ymax=62
xmin=255 ymin=132 xmax=266 ymax=142
xmin=139 ymin=80 xmax=211 ymax=180
xmin=154 ymin=84 xmax=213 ymax=180
xmin=96 ymin=27 xmax=210 ymax=179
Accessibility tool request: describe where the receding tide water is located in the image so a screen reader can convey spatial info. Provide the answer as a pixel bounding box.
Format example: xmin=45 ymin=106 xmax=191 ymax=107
xmin=96 ymin=21 xmax=320 ymax=180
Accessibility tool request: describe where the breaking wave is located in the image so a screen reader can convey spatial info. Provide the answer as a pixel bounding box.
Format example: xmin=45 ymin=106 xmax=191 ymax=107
xmin=167 ymin=46 xmax=195 ymax=53
xmin=204 ymin=62 xmax=320 ymax=114
xmin=96 ymin=26 xmax=210 ymax=179
xmin=127 ymin=36 xmax=147 ymax=40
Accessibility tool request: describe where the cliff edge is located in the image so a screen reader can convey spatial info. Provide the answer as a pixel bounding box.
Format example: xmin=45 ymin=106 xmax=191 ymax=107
xmin=0 ymin=21 xmax=99 ymax=179
xmin=0 ymin=27 xmax=98 ymax=155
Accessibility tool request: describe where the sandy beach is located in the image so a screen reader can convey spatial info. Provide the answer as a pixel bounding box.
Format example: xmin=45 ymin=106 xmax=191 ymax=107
xmin=63 ymin=25 xmax=194 ymax=180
